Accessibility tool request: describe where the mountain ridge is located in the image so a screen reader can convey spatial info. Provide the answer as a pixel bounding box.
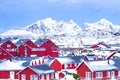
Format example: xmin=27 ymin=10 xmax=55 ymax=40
xmin=1 ymin=18 xmax=120 ymax=47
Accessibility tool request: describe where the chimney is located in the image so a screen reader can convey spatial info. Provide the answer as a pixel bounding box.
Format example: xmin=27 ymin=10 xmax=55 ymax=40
xmin=0 ymin=38 xmax=1 ymax=43
xmin=108 ymin=59 xmax=110 ymax=64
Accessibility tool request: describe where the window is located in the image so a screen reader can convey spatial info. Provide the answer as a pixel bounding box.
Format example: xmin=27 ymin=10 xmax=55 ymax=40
xmin=111 ymin=71 xmax=115 ymax=78
xmin=6 ymin=48 xmax=17 ymax=52
xmin=30 ymin=75 xmax=38 ymax=80
xmin=64 ymin=64 xmax=68 ymax=69
xmin=21 ymin=74 xmax=26 ymax=80
xmin=51 ymin=73 xmax=54 ymax=79
xmin=96 ymin=72 xmax=103 ymax=78
xmin=107 ymin=71 xmax=110 ymax=78
xmin=86 ymin=72 xmax=91 ymax=79
xmin=31 ymin=48 xmax=46 ymax=51
xmin=7 ymin=44 xmax=11 ymax=48
xmin=118 ymin=71 xmax=120 ymax=77
xmin=41 ymin=74 xmax=44 ymax=80
xmin=0 ymin=49 xmax=2 ymax=54
xmin=52 ymin=48 xmax=58 ymax=52
xmin=46 ymin=74 xmax=49 ymax=80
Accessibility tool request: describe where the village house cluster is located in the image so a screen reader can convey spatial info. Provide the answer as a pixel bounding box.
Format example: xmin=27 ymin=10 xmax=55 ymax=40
xmin=0 ymin=38 xmax=120 ymax=80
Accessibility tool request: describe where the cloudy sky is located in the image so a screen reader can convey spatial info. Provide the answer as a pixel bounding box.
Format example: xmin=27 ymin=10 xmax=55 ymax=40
xmin=0 ymin=0 xmax=120 ymax=33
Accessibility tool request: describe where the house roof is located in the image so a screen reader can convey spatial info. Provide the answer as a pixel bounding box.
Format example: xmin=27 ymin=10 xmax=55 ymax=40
xmin=85 ymin=59 xmax=120 ymax=72
xmin=29 ymin=64 xmax=55 ymax=74
xmin=0 ymin=58 xmax=33 ymax=71
xmin=48 ymin=56 xmax=84 ymax=65
xmin=35 ymin=38 xmax=47 ymax=46
xmin=0 ymin=59 xmax=31 ymax=71
xmin=15 ymin=39 xmax=29 ymax=45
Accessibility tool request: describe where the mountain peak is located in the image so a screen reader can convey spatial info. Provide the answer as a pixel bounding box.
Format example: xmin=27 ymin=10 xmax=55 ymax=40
xmin=95 ymin=18 xmax=113 ymax=26
xmin=38 ymin=18 xmax=56 ymax=22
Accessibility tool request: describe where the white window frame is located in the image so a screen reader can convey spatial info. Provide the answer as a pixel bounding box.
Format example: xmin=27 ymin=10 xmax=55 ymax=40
xmin=31 ymin=48 xmax=46 ymax=51
xmin=51 ymin=73 xmax=54 ymax=79
xmin=64 ymin=64 xmax=68 ymax=69
xmin=46 ymin=74 xmax=49 ymax=80
xmin=6 ymin=48 xmax=17 ymax=52
xmin=30 ymin=75 xmax=38 ymax=80
xmin=111 ymin=71 xmax=115 ymax=79
xmin=118 ymin=71 xmax=120 ymax=77
xmin=96 ymin=72 xmax=103 ymax=78
xmin=21 ymin=74 xmax=26 ymax=80
xmin=107 ymin=71 xmax=110 ymax=78
xmin=7 ymin=44 xmax=11 ymax=48
xmin=86 ymin=72 xmax=91 ymax=79
xmin=41 ymin=74 xmax=44 ymax=80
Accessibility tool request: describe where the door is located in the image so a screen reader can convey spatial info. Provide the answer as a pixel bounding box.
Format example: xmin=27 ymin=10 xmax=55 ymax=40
xmin=10 ymin=71 xmax=14 ymax=80
xmin=86 ymin=72 xmax=91 ymax=80
xmin=46 ymin=74 xmax=49 ymax=80
xmin=111 ymin=71 xmax=115 ymax=79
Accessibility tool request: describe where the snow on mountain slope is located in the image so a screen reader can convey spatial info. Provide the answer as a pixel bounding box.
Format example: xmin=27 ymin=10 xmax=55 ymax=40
xmin=81 ymin=18 xmax=120 ymax=44
xmin=0 ymin=29 xmax=39 ymax=40
xmin=23 ymin=18 xmax=81 ymax=36
xmin=0 ymin=18 xmax=120 ymax=47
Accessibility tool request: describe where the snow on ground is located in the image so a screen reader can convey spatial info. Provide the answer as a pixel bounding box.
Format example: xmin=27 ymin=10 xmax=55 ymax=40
xmin=60 ymin=75 xmax=75 ymax=80
xmin=0 ymin=60 xmax=27 ymax=70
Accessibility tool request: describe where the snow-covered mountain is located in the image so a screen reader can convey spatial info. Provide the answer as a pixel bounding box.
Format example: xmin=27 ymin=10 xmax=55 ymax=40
xmin=81 ymin=18 xmax=120 ymax=44
xmin=0 ymin=18 xmax=120 ymax=47
xmin=23 ymin=18 xmax=81 ymax=36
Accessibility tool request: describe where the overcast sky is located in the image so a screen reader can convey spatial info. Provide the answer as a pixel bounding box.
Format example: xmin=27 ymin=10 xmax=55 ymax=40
xmin=0 ymin=0 xmax=120 ymax=33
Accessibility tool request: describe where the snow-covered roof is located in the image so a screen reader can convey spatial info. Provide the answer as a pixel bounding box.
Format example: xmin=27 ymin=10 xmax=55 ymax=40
xmin=48 ymin=56 xmax=84 ymax=65
xmin=29 ymin=64 xmax=55 ymax=74
xmin=86 ymin=59 xmax=120 ymax=72
xmin=15 ymin=39 xmax=29 ymax=45
xmin=34 ymin=38 xmax=47 ymax=46
xmin=0 ymin=60 xmax=30 ymax=71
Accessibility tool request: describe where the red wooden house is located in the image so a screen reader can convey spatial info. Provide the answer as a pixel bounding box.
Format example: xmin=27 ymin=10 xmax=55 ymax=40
xmin=16 ymin=39 xmax=37 ymax=57
xmin=0 ymin=59 xmax=31 ymax=80
xmin=0 ymin=40 xmax=18 ymax=57
xmin=16 ymin=38 xmax=59 ymax=57
xmin=35 ymin=38 xmax=59 ymax=57
xmin=76 ymin=59 xmax=120 ymax=80
xmin=18 ymin=64 xmax=56 ymax=80
xmin=49 ymin=56 xmax=84 ymax=71
xmin=0 ymin=46 xmax=13 ymax=59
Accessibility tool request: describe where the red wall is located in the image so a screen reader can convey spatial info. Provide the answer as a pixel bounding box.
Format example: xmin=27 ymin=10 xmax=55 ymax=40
xmin=19 ymin=67 xmax=56 ymax=80
xmin=39 ymin=39 xmax=58 ymax=57
xmin=0 ymin=70 xmax=19 ymax=79
xmin=77 ymin=62 xmax=119 ymax=79
xmin=50 ymin=59 xmax=62 ymax=71
xmin=25 ymin=40 xmax=38 ymax=48
xmin=59 ymin=72 xmax=65 ymax=79
xmin=18 ymin=45 xmax=31 ymax=57
xmin=77 ymin=62 xmax=92 ymax=79
xmin=19 ymin=67 xmax=39 ymax=80
xmin=93 ymin=70 xmax=119 ymax=79
xmin=1 ymin=40 xmax=18 ymax=57
xmin=0 ymin=71 xmax=10 ymax=79
xmin=0 ymin=47 xmax=11 ymax=60
xmin=18 ymin=45 xmax=25 ymax=57
xmin=67 ymin=63 xmax=79 ymax=69
xmin=0 ymin=39 xmax=59 ymax=59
